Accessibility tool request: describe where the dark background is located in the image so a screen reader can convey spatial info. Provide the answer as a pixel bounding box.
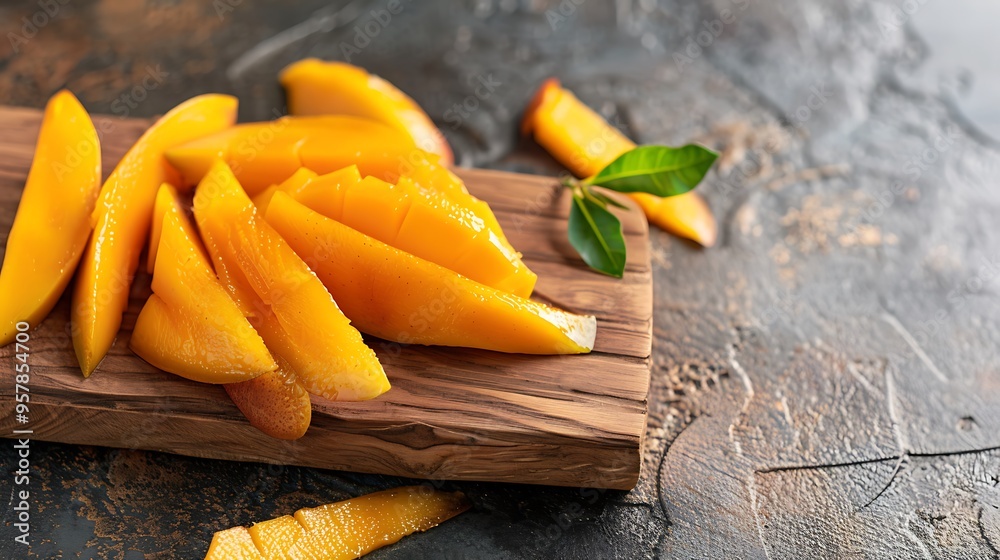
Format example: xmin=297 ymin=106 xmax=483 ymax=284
xmin=2 ymin=0 xmax=1000 ymax=558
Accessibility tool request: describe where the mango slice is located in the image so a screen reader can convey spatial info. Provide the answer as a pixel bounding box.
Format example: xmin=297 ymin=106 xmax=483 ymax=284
xmin=130 ymin=189 xmax=276 ymax=384
xmin=522 ymin=78 xmax=717 ymax=247
xmin=265 ymin=193 xmax=596 ymax=354
xmin=289 ymin=487 xmax=470 ymax=559
xmin=72 ymin=94 xmax=238 ymax=376
xmin=205 ymin=527 xmax=264 ymax=560
xmin=205 ymin=486 xmax=470 ymax=560
xmin=146 ymin=182 xmax=185 ymax=274
xmin=193 ymin=161 xmax=390 ymax=402
xmin=0 ymin=90 xmax=100 ymax=346
xmin=281 ymin=58 xmax=454 ymax=165
xmin=164 ymin=115 xmax=417 ymax=194
xmin=247 ymin=514 xmax=306 ymax=558
xmin=272 ymin=166 xmax=537 ymax=297
xmin=224 ymin=357 xmax=312 ymax=440
xmin=252 ymin=166 xmax=320 ymax=212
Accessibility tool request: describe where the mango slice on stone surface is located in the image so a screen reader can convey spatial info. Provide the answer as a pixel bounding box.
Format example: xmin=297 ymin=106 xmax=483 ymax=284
xmin=246 ymin=514 xmax=307 ymax=558
xmin=193 ymin=160 xmax=389 ymax=402
xmin=289 ymin=487 xmax=470 ymax=559
xmin=204 ymin=486 xmax=470 ymax=560
xmin=205 ymin=527 xmax=264 ymax=560
xmin=72 ymin=93 xmax=237 ymax=376
xmin=0 ymin=90 xmax=101 ymax=346
xmin=265 ymin=192 xmax=596 ymax=354
xmin=281 ymin=58 xmax=454 ymax=165
xmin=522 ymin=78 xmax=717 ymax=247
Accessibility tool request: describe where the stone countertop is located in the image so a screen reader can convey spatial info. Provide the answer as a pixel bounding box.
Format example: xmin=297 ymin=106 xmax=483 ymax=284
xmin=1 ymin=1 xmax=999 ymax=558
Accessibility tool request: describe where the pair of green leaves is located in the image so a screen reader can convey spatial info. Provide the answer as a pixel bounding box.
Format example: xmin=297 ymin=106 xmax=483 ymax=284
xmin=566 ymin=144 xmax=718 ymax=277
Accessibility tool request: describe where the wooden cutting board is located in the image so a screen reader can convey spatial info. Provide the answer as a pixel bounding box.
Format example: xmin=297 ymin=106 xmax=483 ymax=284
xmin=0 ymin=106 xmax=651 ymax=490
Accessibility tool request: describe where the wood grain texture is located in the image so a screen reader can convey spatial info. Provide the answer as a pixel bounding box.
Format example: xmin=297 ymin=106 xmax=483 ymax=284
xmin=0 ymin=106 xmax=652 ymax=490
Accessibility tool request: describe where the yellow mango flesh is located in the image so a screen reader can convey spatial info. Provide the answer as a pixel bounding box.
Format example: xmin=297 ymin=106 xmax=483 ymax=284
xmin=252 ymin=166 xmax=319 ymax=212
xmin=247 ymin=514 xmax=306 ymax=558
xmin=164 ymin=115 xmax=418 ymax=194
xmin=193 ymin=161 xmax=389 ymax=402
xmin=289 ymin=487 xmax=471 ymax=559
xmin=265 ymin=193 xmax=596 ymax=354
xmin=130 ymin=202 xmax=276 ymax=384
xmin=205 ymin=527 xmax=264 ymax=560
xmin=0 ymin=90 xmax=100 ymax=346
xmin=286 ymin=167 xmax=536 ymax=297
xmin=224 ymin=356 xmax=312 ymax=440
xmin=522 ymin=78 xmax=717 ymax=246
xmin=146 ymin=183 xmax=184 ymax=274
xmin=72 ymin=94 xmax=238 ymax=376
xmin=281 ymin=58 xmax=454 ymax=165
xmin=205 ymin=486 xmax=470 ymax=560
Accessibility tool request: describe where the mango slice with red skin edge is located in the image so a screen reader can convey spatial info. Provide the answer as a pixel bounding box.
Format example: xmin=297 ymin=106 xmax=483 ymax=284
xmin=193 ymin=160 xmax=390 ymax=402
xmin=164 ymin=115 xmax=418 ymax=194
xmin=204 ymin=486 xmax=470 ymax=560
xmin=223 ymin=355 xmax=312 ymax=440
xmin=205 ymin=527 xmax=264 ymax=560
xmin=0 ymin=90 xmax=101 ymax=346
xmin=286 ymin=168 xmax=536 ymax=297
xmin=129 ymin=210 xmax=276 ymax=384
xmin=265 ymin=192 xmax=595 ymax=354
xmin=522 ymin=78 xmax=717 ymax=247
xmin=280 ymin=58 xmax=454 ymax=165
xmin=72 ymin=94 xmax=238 ymax=377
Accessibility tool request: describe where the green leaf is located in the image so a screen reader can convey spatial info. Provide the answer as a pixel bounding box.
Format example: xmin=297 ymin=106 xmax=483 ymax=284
xmin=586 ymin=144 xmax=718 ymax=197
xmin=586 ymin=187 xmax=630 ymax=210
xmin=568 ymin=192 xmax=627 ymax=277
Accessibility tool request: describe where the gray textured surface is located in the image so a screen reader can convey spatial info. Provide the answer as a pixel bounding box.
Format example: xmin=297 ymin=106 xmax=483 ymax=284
xmin=1 ymin=0 xmax=999 ymax=558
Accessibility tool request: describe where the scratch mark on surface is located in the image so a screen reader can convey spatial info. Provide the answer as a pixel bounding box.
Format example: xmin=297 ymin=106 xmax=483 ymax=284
xmin=861 ymin=369 xmax=909 ymax=510
xmin=756 ymin=455 xmax=894 ymax=474
xmin=881 ymin=312 xmax=949 ymax=383
xmin=885 ymin=368 xmax=910 ymax=451
xmin=747 ymin=474 xmax=773 ymax=560
xmin=728 ymin=424 xmax=743 ymax=455
xmin=780 ymin=395 xmax=794 ymax=426
xmin=903 ymin=514 xmax=934 ymax=560
xmin=727 ymin=344 xmax=755 ymax=455
xmin=846 ymin=362 xmax=878 ymax=394
xmin=977 ymin=507 xmax=1000 ymax=557
xmin=728 ymin=345 xmax=755 ymax=412
xmin=758 ymin=444 xmax=1000 ymax=475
